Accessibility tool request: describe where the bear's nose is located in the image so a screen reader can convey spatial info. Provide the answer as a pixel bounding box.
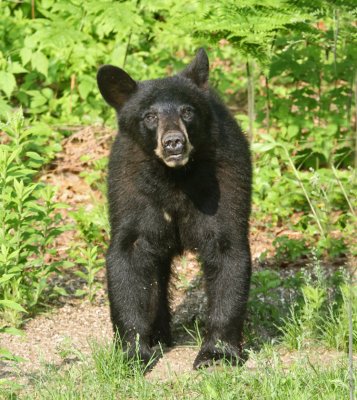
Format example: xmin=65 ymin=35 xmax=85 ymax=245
xmin=162 ymin=132 xmax=186 ymax=155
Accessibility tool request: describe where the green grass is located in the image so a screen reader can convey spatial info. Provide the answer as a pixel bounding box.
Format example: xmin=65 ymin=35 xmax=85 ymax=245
xmin=2 ymin=341 xmax=353 ymax=399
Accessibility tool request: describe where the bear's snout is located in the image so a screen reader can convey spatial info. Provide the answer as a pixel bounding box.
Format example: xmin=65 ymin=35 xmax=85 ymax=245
xmin=162 ymin=131 xmax=186 ymax=155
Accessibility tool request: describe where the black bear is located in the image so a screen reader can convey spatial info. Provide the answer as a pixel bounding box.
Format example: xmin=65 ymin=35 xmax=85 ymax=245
xmin=97 ymin=49 xmax=252 ymax=369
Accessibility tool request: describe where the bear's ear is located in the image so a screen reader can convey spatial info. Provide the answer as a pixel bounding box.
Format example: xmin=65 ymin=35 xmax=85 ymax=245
xmin=180 ymin=48 xmax=209 ymax=89
xmin=97 ymin=65 xmax=137 ymax=110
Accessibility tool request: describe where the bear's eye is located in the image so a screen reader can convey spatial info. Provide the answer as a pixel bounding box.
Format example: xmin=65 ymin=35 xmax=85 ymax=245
xmin=181 ymin=107 xmax=194 ymax=121
xmin=144 ymin=113 xmax=158 ymax=125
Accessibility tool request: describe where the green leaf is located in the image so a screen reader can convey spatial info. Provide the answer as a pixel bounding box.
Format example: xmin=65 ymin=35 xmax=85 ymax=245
xmin=252 ymin=142 xmax=277 ymax=152
xmin=20 ymin=48 xmax=32 ymax=66
xmin=0 ymin=71 xmax=16 ymax=98
xmin=0 ymin=96 xmax=12 ymax=117
xmin=74 ymin=289 xmax=87 ymax=297
xmin=74 ymin=271 xmax=88 ymax=280
xmin=25 ymin=151 xmax=44 ymax=161
xmin=0 ymin=347 xmax=26 ymax=362
xmin=78 ymin=77 xmax=95 ymax=100
xmin=31 ymin=52 xmax=49 ymax=77
xmin=8 ymin=62 xmax=28 ymax=74
xmin=0 ymin=274 xmax=17 ymax=284
xmin=1 ymin=327 xmax=24 ymax=336
xmin=0 ymin=300 xmax=27 ymax=313
xmin=287 ymin=124 xmax=299 ymax=139
xmin=53 ymin=286 xmax=69 ymax=297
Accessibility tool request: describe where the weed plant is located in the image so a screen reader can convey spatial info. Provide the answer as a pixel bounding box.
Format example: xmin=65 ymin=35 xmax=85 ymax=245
xmin=278 ymin=257 xmax=356 ymax=352
xmin=246 ymin=255 xmax=356 ymax=355
xmin=70 ymin=202 xmax=109 ymax=302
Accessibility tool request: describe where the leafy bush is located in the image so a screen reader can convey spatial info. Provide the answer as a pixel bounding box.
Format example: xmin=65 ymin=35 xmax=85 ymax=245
xmin=0 ymin=112 xmax=64 ymax=326
xmin=253 ymin=135 xmax=355 ymax=257
xmin=0 ymin=1 xmax=197 ymax=124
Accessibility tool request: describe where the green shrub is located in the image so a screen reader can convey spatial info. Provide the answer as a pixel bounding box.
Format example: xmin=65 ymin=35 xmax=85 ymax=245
xmin=0 ymin=112 xmax=64 ymax=326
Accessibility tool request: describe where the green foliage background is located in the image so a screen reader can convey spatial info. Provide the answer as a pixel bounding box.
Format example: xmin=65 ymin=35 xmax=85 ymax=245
xmin=0 ymin=0 xmax=356 ymax=338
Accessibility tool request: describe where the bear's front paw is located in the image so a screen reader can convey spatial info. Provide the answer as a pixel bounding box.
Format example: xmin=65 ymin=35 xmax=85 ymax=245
xmin=125 ymin=343 xmax=158 ymax=370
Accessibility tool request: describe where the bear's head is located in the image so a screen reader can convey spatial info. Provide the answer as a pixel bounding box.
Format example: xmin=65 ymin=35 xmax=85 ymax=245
xmin=97 ymin=49 xmax=212 ymax=168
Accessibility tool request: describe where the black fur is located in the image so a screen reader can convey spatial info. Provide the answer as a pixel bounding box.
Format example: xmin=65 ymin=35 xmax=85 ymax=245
xmin=97 ymin=49 xmax=252 ymax=369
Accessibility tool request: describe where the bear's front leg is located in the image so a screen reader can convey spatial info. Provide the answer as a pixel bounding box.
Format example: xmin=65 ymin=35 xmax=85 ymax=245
xmin=106 ymin=232 xmax=171 ymax=365
xmin=194 ymin=237 xmax=251 ymax=369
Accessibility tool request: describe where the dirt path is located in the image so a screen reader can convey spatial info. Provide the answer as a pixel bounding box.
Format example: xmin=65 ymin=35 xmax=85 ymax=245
xmin=0 ymin=254 xmax=202 ymax=381
xmin=1 ymin=284 xmax=349 ymax=383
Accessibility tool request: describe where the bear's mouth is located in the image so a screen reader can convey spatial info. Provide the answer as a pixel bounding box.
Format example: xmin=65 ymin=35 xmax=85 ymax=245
xmin=164 ymin=153 xmax=190 ymax=168
xmin=166 ymin=153 xmax=184 ymax=161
